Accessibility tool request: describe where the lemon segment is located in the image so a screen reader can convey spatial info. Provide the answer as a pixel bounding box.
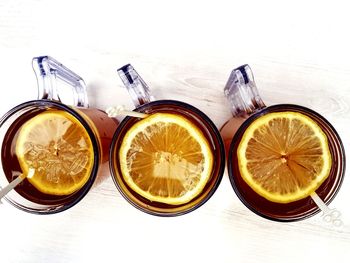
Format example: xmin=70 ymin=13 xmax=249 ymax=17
xmin=16 ymin=110 xmax=94 ymax=195
xmin=119 ymin=113 xmax=213 ymax=205
xmin=237 ymin=111 xmax=332 ymax=203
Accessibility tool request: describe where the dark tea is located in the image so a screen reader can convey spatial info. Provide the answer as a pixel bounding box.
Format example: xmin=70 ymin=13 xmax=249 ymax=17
xmin=222 ymin=64 xmax=345 ymax=221
xmin=0 ymin=100 xmax=118 ymax=213
xmin=226 ymin=105 xmax=345 ymax=221
xmin=110 ymin=100 xmax=225 ymax=216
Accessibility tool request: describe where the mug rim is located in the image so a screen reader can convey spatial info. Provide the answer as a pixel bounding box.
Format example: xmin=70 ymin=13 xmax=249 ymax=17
xmin=0 ymin=99 xmax=100 ymax=214
xmin=227 ymin=103 xmax=346 ymax=222
xmin=109 ymin=99 xmax=225 ymax=216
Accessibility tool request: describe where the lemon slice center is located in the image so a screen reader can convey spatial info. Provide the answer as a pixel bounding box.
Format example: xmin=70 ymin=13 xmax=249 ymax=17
xmin=119 ymin=113 xmax=213 ymax=205
xmin=16 ymin=110 xmax=94 ymax=196
xmin=237 ymin=111 xmax=332 ymax=203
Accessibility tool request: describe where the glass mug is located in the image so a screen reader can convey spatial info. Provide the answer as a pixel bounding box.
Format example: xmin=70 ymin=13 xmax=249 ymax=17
xmin=220 ymin=64 xmax=345 ymax=222
xmin=110 ymin=64 xmax=225 ymax=216
xmin=0 ymin=56 xmax=118 ymax=214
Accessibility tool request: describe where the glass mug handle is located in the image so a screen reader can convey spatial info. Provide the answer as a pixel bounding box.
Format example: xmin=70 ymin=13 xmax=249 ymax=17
xmin=117 ymin=64 xmax=154 ymax=107
xmin=32 ymin=56 xmax=89 ymax=107
xmin=224 ymin=64 xmax=265 ymax=117
xmin=221 ymin=64 xmax=266 ymax=150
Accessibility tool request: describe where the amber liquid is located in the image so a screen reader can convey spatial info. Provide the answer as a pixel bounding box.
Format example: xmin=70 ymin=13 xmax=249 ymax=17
xmin=222 ymin=105 xmax=345 ymax=221
xmin=1 ymin=104 xmax=118 ymax=207
xmin=78 ymin=108 xmax=119 ymax=186
xmin=110 ymin=100 xmax=225 ymax=216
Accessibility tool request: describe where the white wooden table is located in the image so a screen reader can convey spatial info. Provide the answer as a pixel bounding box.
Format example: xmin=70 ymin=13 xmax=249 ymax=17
xmin=1 ymin=1 xmax=349 ymax=262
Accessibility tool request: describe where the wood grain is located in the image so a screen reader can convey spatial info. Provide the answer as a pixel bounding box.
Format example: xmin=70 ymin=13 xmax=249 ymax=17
xmin=1 ymin=0 xmax=349 ymax=262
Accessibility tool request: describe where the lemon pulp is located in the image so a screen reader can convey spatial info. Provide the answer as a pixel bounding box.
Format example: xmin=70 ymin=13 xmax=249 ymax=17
xmin=119 ymin=113 xmax=213 ymax=205
xmin=16 ymin=110 xmax=94 ymax=195
xmin=237 ymin=111 xmax=332 ymax=203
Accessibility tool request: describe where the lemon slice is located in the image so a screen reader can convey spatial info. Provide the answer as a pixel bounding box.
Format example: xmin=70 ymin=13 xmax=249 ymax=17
xmin=16 ymin=110 xmax=94 ymax=195
xmin=119 ymin=113 xmax=213 ymax=205
xmin=237 ymin=111 xmax=332 ymax=203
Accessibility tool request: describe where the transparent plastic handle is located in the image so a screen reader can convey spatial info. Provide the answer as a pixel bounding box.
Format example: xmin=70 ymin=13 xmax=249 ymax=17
xmin=32 ymin=56 xmax=89 ymax=107
xmin=224 ymin=64 xmax=265 ymax=117
xmin=117 ymin=64 xmax=154 ymax=107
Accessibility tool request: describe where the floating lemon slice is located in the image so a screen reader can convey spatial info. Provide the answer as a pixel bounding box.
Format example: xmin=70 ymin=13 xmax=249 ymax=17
xmin=119 ymin=113 xmax=213 ymax=205
xmin=16 ymin=110 xmax=94 ymax=195
xmin=237 ymin=111 xmax=332 ymax=203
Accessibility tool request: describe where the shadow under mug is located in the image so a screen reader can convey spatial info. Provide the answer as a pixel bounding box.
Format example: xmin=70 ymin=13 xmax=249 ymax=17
xmin=221 ymin=65 xmax=346 ymax=222
xmin=0 ymin=56 xmax=118 ymax=214
xmin=109 ymin=64 xmax=225 ymax=216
